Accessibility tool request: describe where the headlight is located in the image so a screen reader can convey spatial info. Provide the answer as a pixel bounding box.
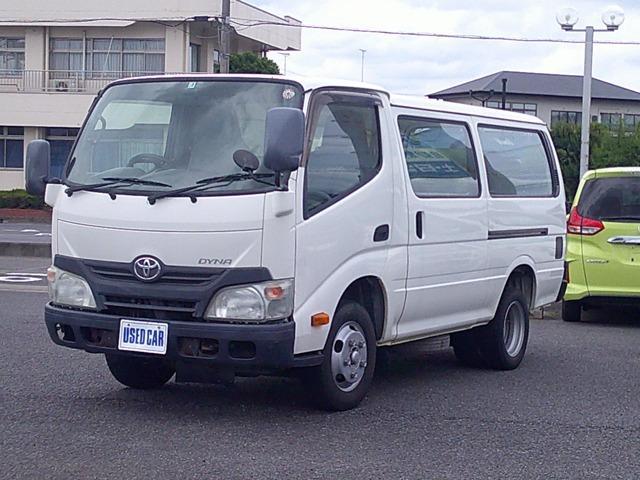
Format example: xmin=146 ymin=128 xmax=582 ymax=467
xmin=47 ymin=266 xmax=97 ymax=310
xmin=205 ymin=279 xmax=294 ymax=322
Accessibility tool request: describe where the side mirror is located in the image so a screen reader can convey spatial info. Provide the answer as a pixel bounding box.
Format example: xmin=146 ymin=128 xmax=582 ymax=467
xmin=25 ymin=140 xmax=51 ymax=198
xmin=263 ymin=107 xmax=304 ymax=173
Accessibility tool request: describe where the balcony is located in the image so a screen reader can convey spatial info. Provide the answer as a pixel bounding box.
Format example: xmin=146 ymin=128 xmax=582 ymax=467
xmin=0 ymin=69 xmax=173 ymax=94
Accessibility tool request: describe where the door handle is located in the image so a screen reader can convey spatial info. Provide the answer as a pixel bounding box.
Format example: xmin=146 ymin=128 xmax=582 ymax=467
xmin=373 ymin=224 xmax=389 ymax=242
xmin=416 ymin=211 xmax=423 ymax=239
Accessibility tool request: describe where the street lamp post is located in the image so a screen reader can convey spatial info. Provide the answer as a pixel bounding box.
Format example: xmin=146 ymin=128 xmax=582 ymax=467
xmin=278 ymin=52 xmax=290 ymax=75
xmin=359 ymin=49 xmax=366 ymax=82
xmin=557 ymin=6 xmax=625 ymax=179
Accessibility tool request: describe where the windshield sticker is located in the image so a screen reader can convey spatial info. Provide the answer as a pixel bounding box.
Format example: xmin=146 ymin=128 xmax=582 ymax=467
xmin=282 ymin=87 xmax=296 ymax=101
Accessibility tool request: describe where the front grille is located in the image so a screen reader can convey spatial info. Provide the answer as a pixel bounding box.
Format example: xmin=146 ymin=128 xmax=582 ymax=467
xmin=87 ymin=262 xmax=219 ymax=285
xmin=102 ymin=295 xmax=198 ymax=321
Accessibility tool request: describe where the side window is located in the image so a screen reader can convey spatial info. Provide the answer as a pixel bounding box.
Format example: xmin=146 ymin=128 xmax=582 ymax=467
xmin=304 ymin=95 xmax=381 ymax=216
xmin=478 ymin=126 xmax=554 ymax=197
xmin=398 ymin=116 xmax=480 ymax=198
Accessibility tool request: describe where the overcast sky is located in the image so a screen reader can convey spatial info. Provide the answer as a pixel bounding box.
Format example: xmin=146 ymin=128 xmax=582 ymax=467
xmin=250 ymin=0 xmax=640 ymax=95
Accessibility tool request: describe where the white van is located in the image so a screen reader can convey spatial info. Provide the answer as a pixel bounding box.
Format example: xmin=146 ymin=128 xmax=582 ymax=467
xmin=26 ymin=75 xmax=566 ymax=410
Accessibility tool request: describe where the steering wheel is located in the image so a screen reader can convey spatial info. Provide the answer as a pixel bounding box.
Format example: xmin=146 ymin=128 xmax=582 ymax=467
xmin=126 ymin=153 xmax=166 ymax=169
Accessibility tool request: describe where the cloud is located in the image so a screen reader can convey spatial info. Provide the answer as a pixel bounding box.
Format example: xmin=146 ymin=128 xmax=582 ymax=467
xmin=248 ymin=0 xmax=640 ymax=95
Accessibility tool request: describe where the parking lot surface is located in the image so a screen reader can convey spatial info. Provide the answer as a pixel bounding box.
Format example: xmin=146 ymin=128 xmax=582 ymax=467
xmin=2 ymin=277 xmax=639 ymax=479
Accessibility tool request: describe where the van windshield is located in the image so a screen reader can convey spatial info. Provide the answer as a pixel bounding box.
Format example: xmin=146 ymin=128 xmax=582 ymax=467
xmin=578 ymin=176 xmax=640 ymax=221
xmin=65 ymin=80 xmax=304 ymax=195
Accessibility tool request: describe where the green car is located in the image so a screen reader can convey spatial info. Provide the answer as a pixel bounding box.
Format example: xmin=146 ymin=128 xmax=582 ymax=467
xmin=563 ymin=167 xmax=640 ymax=322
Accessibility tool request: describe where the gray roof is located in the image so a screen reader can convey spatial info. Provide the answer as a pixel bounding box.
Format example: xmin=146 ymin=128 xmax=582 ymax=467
xmin=430 ymin=71 xmax=640 ymax=102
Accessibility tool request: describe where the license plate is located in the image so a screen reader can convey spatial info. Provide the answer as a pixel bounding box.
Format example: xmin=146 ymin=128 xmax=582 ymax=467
xmin=118 ymin=319 xmax=168 ymax=355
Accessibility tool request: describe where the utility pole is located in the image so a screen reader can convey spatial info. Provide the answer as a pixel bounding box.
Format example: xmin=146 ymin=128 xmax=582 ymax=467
xmin=220 ymin=0 xmax=231 ymax=74
xmin=359 ymin=49 xmax=366 ymax=82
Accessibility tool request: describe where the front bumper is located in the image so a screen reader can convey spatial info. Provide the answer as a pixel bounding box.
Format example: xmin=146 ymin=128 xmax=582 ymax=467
xmin=45 ymin=303 xmax=322 ymax=374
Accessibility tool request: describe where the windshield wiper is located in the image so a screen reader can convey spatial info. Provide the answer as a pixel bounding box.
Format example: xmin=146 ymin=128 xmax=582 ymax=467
xmin=65 ymin=177 xmax=173 ymax=196
xmin=147 ymin=173 xmax=275 ymax=204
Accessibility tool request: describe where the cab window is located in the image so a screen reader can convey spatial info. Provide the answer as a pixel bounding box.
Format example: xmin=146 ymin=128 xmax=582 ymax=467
xmin=304 ymin=93 xmax=381 ymax=217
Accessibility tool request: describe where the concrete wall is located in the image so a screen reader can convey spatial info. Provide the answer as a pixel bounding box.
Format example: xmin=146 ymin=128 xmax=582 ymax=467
xmin=433 ymin=93 xmax=640 ymax=126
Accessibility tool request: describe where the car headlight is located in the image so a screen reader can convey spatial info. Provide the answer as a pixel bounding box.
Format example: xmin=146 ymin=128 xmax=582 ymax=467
xmin=205 ymin=279 xmax=294 ymax=322
xmin=47 ymin=266 xmax=97 ymax=310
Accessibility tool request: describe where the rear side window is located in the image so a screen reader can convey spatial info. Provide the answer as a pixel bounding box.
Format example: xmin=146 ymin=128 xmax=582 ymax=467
xmin=304 ymin=95 xmax=381 ymax=216
xmin=398 ymin=116 xmax=480 ymax=198
xmin=578 ymin=176 xmax=640 ymax=222
xmin=478 ymin=126 xmax=555 ymax=197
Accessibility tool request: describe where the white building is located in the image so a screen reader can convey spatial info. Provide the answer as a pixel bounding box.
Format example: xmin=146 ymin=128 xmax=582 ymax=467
xmin=0 ymin=0 xmax=301 ymax=190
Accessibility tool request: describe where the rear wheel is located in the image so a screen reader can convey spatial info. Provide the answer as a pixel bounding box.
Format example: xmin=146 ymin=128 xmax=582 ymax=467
xmin=477 ymin=287 xmax=530 ymax=370
xmin=105 ymin=354 xmax=174 ymax=389
xmin=562 ymin=300 xmax=582 ymax=322
xmin=306 ymin=302 xmax=376 ymax=411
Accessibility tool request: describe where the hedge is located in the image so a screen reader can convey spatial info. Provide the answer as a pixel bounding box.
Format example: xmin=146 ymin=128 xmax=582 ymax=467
xmin=0 ymin=189 xmax=45 ymax=209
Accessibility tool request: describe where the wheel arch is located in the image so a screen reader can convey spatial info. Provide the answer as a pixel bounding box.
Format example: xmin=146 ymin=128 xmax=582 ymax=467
xmin=504 ymin=263 xmax=537 ymax=309
xmin=337 ymin=276 xmax=387 ymax=341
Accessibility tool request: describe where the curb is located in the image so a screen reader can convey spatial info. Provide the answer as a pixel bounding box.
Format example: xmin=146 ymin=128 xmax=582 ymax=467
xmin=0 ymin=242 xmax=51 ymax=258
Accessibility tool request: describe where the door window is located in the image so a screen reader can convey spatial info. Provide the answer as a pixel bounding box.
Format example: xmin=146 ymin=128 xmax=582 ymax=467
xmin=398 ymin=117 xmax=480 ymax=198
xmin=578 ymin=177 xmax=640 ymax=222
xmin=478 ymin=126 xmax=556 ymax=197
xmin=304 ymin=94 xmax=381 ymax=216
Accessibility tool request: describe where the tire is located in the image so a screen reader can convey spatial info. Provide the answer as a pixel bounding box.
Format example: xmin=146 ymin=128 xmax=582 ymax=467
xmin=476 ymin=286 xmax=530 ymax=370
xmin=306 ymin=302 xmax=377 ymax=411
xmin=562 ymin=300 xmax=582 ymax=322
xmin=450 ymin=329 xmax=485 ymax=368
xmin=105 ymin=354 xmax=174 ymax=389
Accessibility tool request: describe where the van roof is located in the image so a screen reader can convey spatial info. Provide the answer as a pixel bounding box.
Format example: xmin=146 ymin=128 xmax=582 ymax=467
xmin=107 ymin=73 xmax=545 ymax=125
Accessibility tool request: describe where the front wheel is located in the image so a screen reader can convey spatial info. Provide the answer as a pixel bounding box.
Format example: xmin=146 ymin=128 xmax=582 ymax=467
xmin=105 ymin=354 xmax=174 ymax=389
xmin=305 ymin=302 xmax=377 ymax=411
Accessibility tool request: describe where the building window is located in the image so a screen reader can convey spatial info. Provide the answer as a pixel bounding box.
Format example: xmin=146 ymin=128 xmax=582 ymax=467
xmin=551 ymin=111 xmax=582 ymax=127
xmin=601 ymin=113 xmax=622 ymax=129
xmin=213 ymin=50 xmax=221 ymax=73
xmin=623 ymin=114 xmax=640 ymax=132
xmin=46 ymin=128 xmax=79 ymax=178
xmin=190 ymin=43 xmax=201 ymax=72
xmin=0 ymin=126 xmax=24 ymax=169
xmin=50 ymin=38 xmax=165 ymax=78
xmin=486 ymin=101 xmax=537 ymax=116
xmin=0 ymin=37 xmax=25 ymax=75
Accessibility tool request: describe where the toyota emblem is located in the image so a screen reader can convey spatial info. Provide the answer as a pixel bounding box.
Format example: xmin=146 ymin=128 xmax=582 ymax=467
xmin=133 ymin=256 xmax=162 ymax=281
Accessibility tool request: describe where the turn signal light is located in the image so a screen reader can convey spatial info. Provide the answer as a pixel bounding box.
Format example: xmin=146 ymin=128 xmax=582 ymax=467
xmin=311 ymin=312 xmax=330 ymax=327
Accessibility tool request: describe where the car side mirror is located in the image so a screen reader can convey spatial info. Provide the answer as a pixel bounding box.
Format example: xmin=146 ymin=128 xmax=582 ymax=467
xmin=25 ymin=140 xmax=51 ymax=198
xmin=263 ymin=107 xmax=304 ymax=174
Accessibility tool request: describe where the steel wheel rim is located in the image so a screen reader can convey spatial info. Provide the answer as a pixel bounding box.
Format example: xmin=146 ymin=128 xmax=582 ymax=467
xmin=330 ymin=321 xmax=368 ymax=392
xmin=503 ymin=301 xmax=526 ymax=357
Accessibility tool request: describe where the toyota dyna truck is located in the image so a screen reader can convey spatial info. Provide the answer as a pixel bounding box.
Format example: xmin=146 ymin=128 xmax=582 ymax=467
xmin=26 ymin=75 xmax=566 ymax=411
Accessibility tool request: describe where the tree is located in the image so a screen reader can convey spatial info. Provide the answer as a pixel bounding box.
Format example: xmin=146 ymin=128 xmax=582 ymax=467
xmin=229 ymin=52 xmax=280 ymax=74
xmin=551 ymin=122 xmax=640 ymax=200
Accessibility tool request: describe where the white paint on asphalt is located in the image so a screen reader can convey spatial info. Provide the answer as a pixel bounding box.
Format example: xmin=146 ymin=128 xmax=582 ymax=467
xmin=0 ymin=275 xmax=42 ymax=283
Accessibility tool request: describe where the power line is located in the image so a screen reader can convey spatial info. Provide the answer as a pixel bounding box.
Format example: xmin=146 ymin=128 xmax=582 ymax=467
xmin=229 ymin=18 xmax=640 ymax=46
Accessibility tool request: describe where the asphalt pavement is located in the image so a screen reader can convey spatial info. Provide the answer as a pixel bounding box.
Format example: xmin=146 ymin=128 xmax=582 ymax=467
xmin=0 ymin=222 xmax=52 ymax=244
xmin=1 ymin=257 xmax=639 ymax=479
